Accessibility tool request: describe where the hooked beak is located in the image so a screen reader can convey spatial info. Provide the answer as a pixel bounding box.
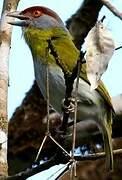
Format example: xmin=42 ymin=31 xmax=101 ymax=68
xmin=7 ymin=11 xmax=30 ymax=27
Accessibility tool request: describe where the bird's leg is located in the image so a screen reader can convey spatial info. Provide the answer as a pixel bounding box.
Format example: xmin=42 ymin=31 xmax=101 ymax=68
xmin=62 ymin=51 xmax=86 ymax=115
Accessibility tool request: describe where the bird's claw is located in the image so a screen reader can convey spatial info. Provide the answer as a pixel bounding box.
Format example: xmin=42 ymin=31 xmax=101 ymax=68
xmin=62 ymin=98 xmax=79 ymax=113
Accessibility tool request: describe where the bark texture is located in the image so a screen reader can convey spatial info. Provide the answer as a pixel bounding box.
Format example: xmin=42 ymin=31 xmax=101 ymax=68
xmin=0 ymin=0 xmax=20 ymax=176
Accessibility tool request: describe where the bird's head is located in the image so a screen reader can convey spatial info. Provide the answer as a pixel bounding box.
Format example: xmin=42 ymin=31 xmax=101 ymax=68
xmin=7 ymin=6 xmax=65 ymax=30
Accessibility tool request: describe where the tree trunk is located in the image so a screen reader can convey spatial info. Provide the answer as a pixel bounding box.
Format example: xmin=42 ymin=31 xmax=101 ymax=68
xmin=0 ymin=0 xmax=20 ymax=176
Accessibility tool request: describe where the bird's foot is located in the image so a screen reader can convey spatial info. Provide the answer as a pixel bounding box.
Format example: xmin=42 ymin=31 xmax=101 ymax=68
xmin=62 ymin=97 xmax=80 ymax=113
xmin=62 ymin=98 xmax=75 ymax=113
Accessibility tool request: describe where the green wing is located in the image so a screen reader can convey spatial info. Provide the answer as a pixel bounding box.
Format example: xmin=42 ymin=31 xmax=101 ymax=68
xmin=51 ymin=30 xmax=113 ymax=110
xmin=81 ymin=63 xmax=113 ymax=110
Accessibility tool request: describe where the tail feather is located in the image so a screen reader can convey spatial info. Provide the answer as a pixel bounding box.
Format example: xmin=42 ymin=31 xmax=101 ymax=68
xmin=101 ymin=111 xmax=113 ymax=172
xmin=103 ymin=123 xmax=113 ymax=171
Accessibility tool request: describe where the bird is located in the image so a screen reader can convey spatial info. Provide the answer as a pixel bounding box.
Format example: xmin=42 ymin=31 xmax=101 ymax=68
xmin=8 ymin=6 xmax=113 ymax=171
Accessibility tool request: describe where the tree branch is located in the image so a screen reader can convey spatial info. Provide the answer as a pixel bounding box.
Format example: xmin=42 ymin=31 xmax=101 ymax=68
xmin=0 ymin=0 xmax=20 ymax=176
xmin=2 ymin=148 xmax=122 ymax=180
xmin=101 ymin=0 xmax=122 ymax=20
xmin=75 ymin=148 xmax=122 ymax=161
xmin=7 ymin=154 xmax=58 ymax=180
xmin=66 ymin=0 xmax=103 ymax=49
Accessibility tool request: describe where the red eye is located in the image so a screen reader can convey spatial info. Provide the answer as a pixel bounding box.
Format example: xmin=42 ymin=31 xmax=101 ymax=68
xmin=32 ymin=10 xmax=42 ymax=18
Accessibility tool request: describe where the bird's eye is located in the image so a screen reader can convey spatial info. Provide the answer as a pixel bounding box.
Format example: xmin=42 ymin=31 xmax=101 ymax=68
xmin=32 ymin=10 xmax=42 ymax=18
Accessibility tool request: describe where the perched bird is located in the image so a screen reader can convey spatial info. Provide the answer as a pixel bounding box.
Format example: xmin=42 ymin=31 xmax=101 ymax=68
xmin=8 ymin=6 xmax=113 ymax=171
